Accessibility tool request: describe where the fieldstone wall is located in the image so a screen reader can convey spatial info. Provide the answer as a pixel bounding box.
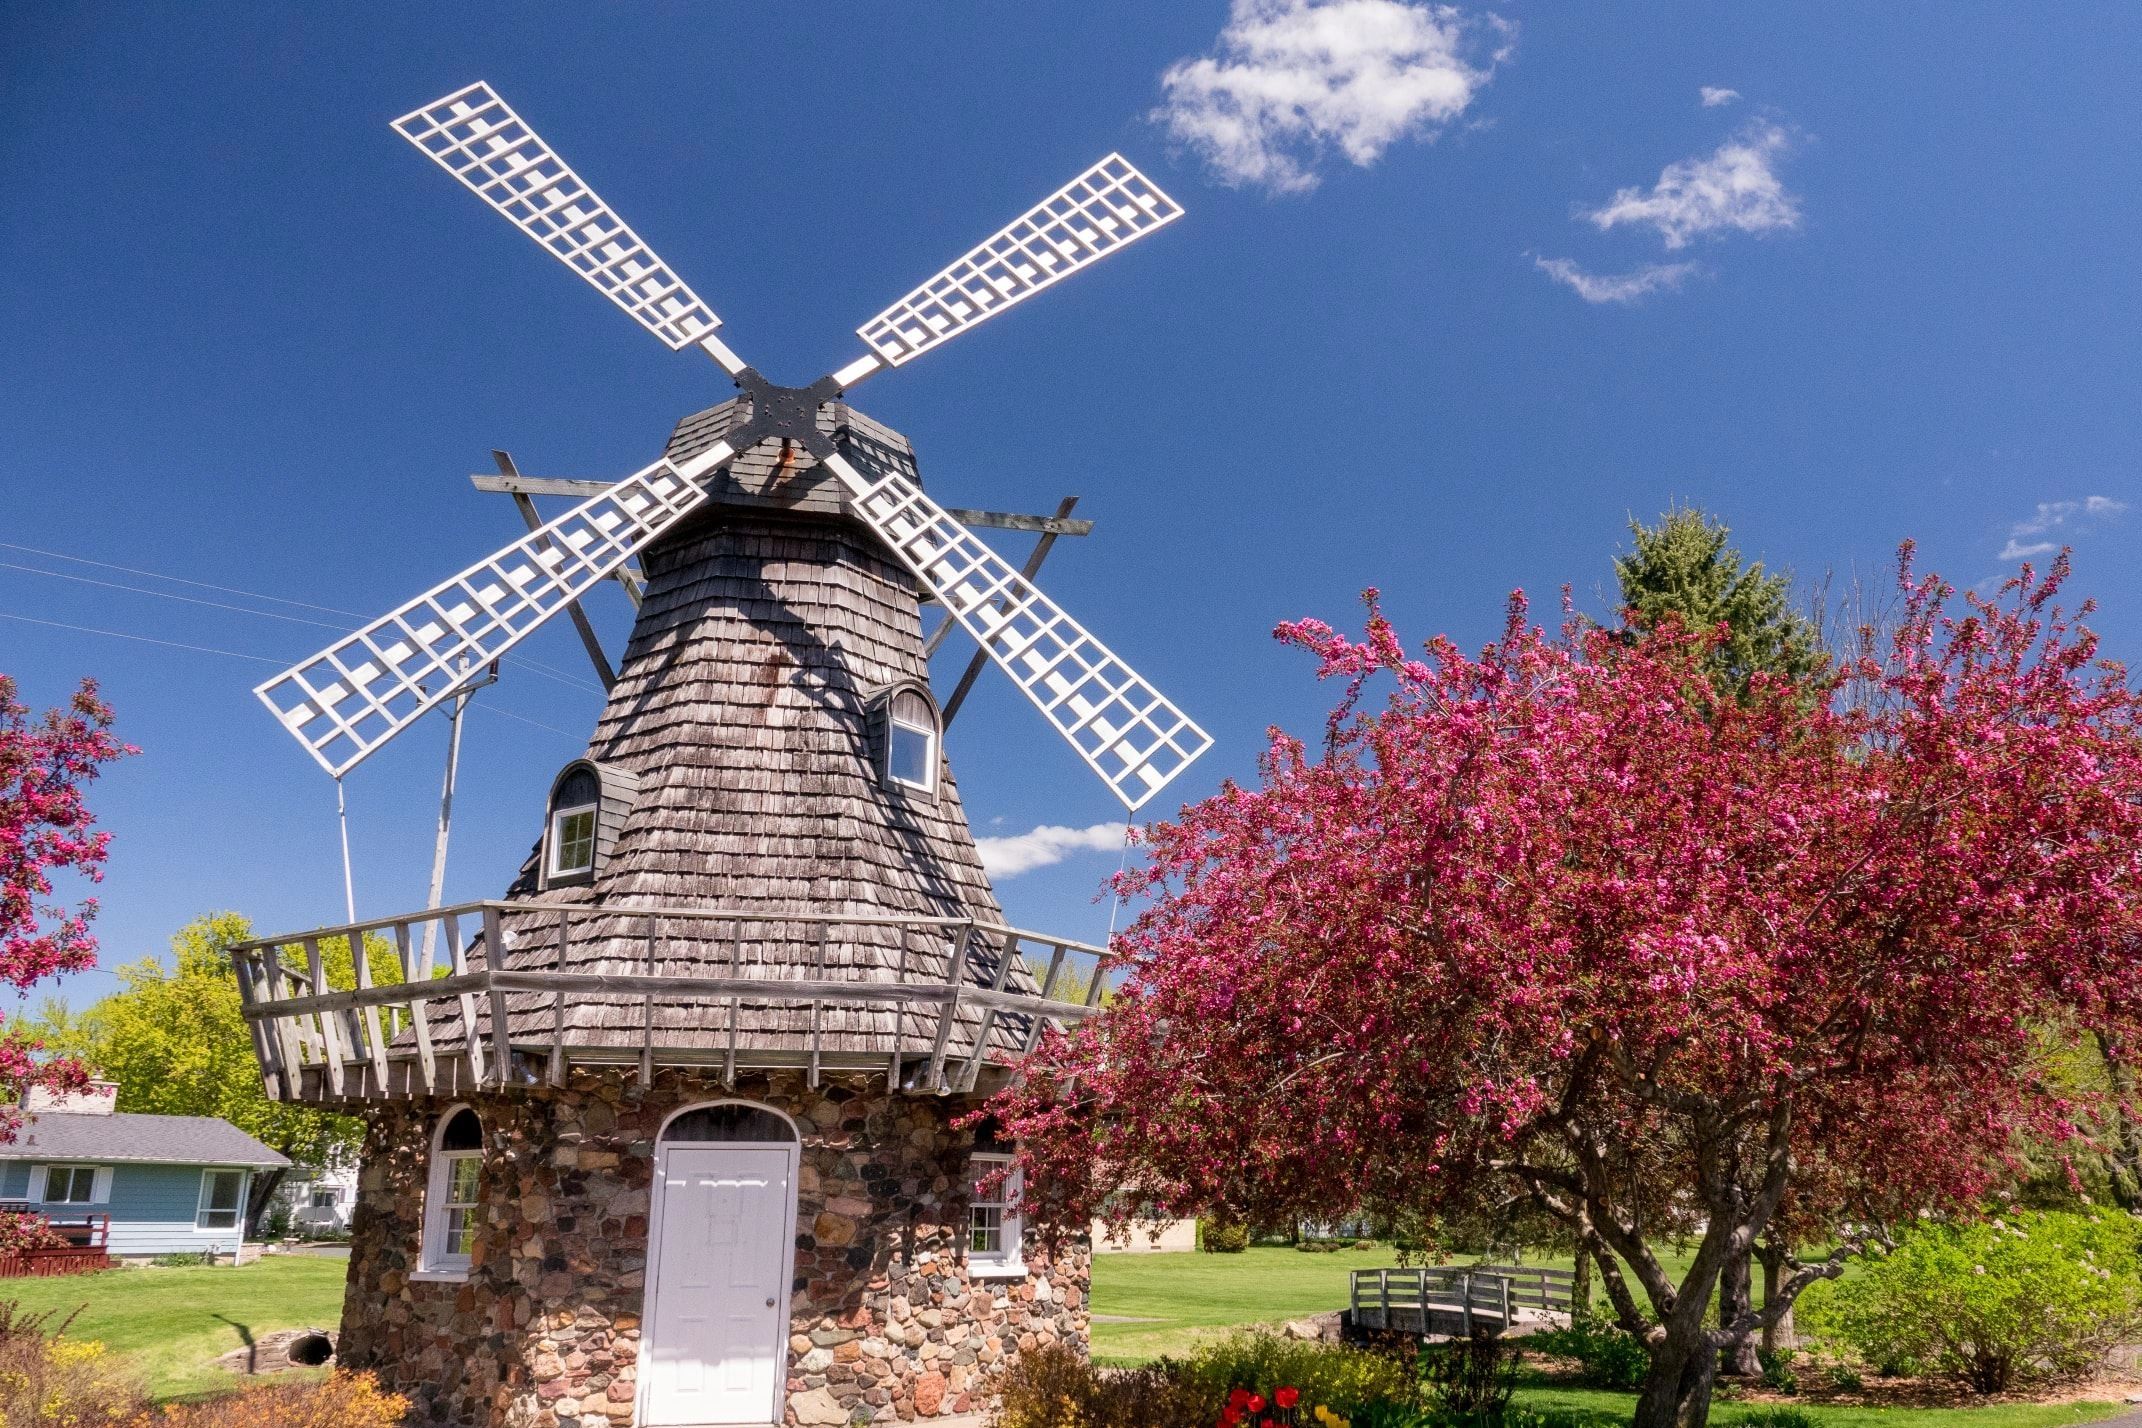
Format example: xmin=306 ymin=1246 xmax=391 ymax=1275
xmin=335 ymin=1069 xmax=1088 ymax=1427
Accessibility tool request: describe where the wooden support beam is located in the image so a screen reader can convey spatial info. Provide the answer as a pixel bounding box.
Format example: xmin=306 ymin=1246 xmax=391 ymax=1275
xmin=469 ymin=474 xmax=1091 ymax=536
xmin=491 ymin=452 xmax=619 ymax=688
xmin=928 ymin=498 xmax=1081 ymax=720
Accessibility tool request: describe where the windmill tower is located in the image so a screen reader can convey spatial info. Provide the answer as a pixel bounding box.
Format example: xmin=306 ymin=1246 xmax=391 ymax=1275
xmin=229 ymin=84 xmax=1208 ymax=1428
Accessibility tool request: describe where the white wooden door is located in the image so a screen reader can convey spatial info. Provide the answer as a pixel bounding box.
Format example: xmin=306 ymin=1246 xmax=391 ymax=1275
xmin=644 ymin=1146 xmax=792 ymax=1426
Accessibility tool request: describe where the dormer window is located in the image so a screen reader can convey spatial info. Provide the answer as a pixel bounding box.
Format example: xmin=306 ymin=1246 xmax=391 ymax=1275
xmin=538 ymin=760 xmax=639 ymax=890
xmin=884 ymin=687 xmax=939 ymax=794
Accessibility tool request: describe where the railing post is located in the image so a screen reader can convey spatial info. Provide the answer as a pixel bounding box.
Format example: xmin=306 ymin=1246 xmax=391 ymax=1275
xmin=482 ymin=905 xmax=514 ymax=1090
xmin=958 ymin=929 xmax=1019 ymax=1092
xmin=924 ymin=924 xmax=974 ymax=1092
xmin=547 ymin=909 xmax=571 ymax=1087
xmin=1379 ymin=1267 xmax=1390 ymax=1329
xmin=1500 ymin=1273 xmax=1512 ymax=1331
xmin=723 ymin=918 xmax=741 ymax=1087
xmin=446 ymin=912 xmax=485 ymax=1088
xmin=1461 ymin=1271 xmax=1474 ymax=1337
xmin=808 ymin=922 xmax=828 ymax=1089
xmin=303 ymin=937 xmax=346 ymax=1098
xmin=351 ymin=923 xmax=390 ymax=1096
xmin=399 ymin=921 xmax=438 ymax=1093
xmin=639 ymin=919 xmax=656 ymax=1090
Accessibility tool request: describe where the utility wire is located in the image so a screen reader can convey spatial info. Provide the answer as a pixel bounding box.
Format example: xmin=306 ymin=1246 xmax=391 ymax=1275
xmin=0 ymin=545 xmax=606 ymax=696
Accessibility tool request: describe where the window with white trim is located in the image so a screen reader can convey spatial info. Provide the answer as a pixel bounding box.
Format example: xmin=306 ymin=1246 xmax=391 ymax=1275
xmin=309 ymin=1188 xmax=338 ymax=1210
xmin=196 ymin=1169 xmax=245 ymax=1230
xmin=421 ymin=1107 xmax=483 ymax=1275
xmin=968 ymin=1152 xmax=1024 ymax=1276
xmin=548 ymin=804 xmax=597 ymax=878
xmin=40 ymin=1165 xmax=100 ymax=1206
xmin=884 ymin=688 xmax=939 ymax=794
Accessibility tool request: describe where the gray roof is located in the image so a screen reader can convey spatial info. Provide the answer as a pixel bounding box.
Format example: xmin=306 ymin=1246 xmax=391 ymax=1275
xmin=3 ymin=1112 xmax=289 ymax=1168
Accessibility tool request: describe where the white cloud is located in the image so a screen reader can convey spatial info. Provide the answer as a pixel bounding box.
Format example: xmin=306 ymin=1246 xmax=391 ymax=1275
xmin=1700 ymin=86 xmax=1741 ymax=108
xmin=1534 ymin=255 xmax=1700 ymax=304
xmin=1584 ymin=121 xmax=1800 ymax=249
xmin=1998 ymin=495 xmax=2129 ymax=560
xmin=975 ymin=822 xmax=1128 ymax=879
xmin=1154 ymin=0 xmax=1511 ymax=195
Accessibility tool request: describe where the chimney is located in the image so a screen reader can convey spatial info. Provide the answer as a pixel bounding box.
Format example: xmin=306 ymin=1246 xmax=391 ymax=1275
xmin=22 ymin=1080 xmax=118 ymax=1116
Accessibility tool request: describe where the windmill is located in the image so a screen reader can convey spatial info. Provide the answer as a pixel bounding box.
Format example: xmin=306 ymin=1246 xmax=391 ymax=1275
xmin=228 ymin=82 xmax=1212 ymax=1428
xmin=255 ymin=81 xmax=1210 ymax=812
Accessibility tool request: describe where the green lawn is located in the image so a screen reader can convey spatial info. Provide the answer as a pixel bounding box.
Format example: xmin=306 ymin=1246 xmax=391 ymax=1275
xmin=0 ymin=1255 xmax=348 ymax=1401
xmin=1091 ymin=1247 xmax=2130 ymax=1428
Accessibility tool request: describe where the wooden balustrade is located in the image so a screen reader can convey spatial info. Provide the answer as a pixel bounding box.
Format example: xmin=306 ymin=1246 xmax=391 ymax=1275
xmin=229 ymin=901 xmax=1111 ymax=1103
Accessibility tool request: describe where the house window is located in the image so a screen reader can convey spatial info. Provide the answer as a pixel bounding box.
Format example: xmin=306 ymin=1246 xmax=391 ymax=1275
xmin=548 ymin=805 xmax=597 ymax=878
xmin=885 ymin=688 xmax=939 ymax=793
xmin=421 ymin=1106 xmax=484 ymax=1276
xmin=196 ymin=1170 xmax=245 ymax=1230
xmin=968 ymin=1152 xmax=1024 ymax=1277
xmin=41 ymin=1166 xmax=99 ymax=1205
xmin=310 ymin=1188 xmax=338 ymax=1210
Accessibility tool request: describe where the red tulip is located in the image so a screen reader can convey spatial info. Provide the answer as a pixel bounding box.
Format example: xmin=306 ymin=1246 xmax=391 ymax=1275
xmin=1247 ymin=1395 xmax=1266 ymax=1414
xmin=1276 ymin=1387 xmax=1301 ymax=1409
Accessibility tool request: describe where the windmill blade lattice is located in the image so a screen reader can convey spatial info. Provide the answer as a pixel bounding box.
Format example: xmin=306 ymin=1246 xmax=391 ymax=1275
xmin=394 ymin=82 xmax=724 ymax=352
xmin=852 ymin=154 xmax=1182 ymax=370
xmin=820 ymin=451 xmax=1210 ymax=810
xmin=257 ymin=446 xmax=731 ymax=776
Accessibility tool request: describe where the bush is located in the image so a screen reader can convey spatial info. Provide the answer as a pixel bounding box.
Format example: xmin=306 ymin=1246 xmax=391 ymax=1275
xmin=1729 ymin=1409 xmax=1814 ymax=1428
xmin=990 ymin=1344 xmax=1218 ymax=1428
xmin=1813 ymin=1209 xmax=2142 ymax=1393
xmin=148 ymin=1252 xmax=217 ymax=1268
xmin=1756 ymin=1346 xmax=1797 ymax=1395
xmin=0 ymin=1302 xmax=146 ymax=1427
xmin=0 ymin=1210 xmax=71 ymax=1253
xmin=1525 ymin=1311 xmax=1649 ymax=1390
xmin=1201 ymin=1220 xmax=1251 ymax=1254
xmin=1179 ymin=1332 xmax=1420 ymax=1418
xmin=140 ymin=1371 xmax=409 ymax=1427
xmin=1423 ymin=1330 xmax=1519 ymax=1426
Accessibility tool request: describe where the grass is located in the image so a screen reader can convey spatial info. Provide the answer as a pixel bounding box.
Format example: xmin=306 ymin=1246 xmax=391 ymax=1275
xmin=0 ymin=1255 xmax=347 ymax=1401
xmin=1513 ymin=1381 xmax=2125 ymax=1428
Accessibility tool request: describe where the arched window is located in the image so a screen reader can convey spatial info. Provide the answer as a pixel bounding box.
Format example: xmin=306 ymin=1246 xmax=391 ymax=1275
xmin=883 ymin=687 xmax=939 ymax=795
xmin=419 ymin=1106 xmax=483 ymax=1277
xmin=538 ymin=760 xmax=638 ymax=890
xmin=661 ymin=1103 xmax=798 ymax=1144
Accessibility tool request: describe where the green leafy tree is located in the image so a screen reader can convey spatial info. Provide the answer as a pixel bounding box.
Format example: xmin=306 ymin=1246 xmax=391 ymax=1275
xmin=1614 ymin=506 xmax=1827 ymax=699
xmin=34 ymin=912 xmax=367 ymax=1233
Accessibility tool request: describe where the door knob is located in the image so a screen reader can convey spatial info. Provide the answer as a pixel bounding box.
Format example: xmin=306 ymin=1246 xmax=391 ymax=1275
xmin=765 ymin=1297 xmax=777 ymax=1309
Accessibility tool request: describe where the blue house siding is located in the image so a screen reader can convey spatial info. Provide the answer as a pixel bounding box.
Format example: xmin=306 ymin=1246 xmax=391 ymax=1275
xmin=0 ymin=1160 xmax=255 ymax=1257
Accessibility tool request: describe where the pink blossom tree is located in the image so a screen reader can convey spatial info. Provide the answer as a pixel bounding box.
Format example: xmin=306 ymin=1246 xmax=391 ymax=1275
xmin=988 ymin=552 xmax=2142 ymax=1428
xmin=0 ymin=675 xmax=134 ymax=1132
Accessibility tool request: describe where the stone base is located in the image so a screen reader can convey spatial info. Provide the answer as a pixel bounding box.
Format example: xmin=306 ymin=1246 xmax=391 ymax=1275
xmin=334 ymin=1068 xmax=1088 ymax=1426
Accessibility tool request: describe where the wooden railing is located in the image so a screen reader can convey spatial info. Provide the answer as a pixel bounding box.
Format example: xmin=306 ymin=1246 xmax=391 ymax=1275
xmin=229 ymin=900 xmax=1111 ymax=1102
xmin=1349 ymin=1264 xmax=1573 ymax=1336
xmin=0 ymin=1207 xmax=112 ymax=1278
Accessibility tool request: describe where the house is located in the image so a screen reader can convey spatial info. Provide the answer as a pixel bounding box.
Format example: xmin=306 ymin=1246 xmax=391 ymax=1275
xmin=270 ymin=1161 xmax=358 ymax=1234
xmin=0 ymin=1082 xmax=290 ymax=1261
xmin=231 ymin=402 xmax=1110 ymax=1427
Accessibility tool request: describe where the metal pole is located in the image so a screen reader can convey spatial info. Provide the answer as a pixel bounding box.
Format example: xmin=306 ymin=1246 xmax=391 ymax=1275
xmin=334 ymin=779 xmax=357 ymax=924
xmin=418 ymin=682 xmax=476 ymax=972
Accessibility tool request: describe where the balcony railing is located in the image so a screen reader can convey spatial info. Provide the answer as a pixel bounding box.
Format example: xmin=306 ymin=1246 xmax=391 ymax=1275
xmin=229 ymin=900 xmax=1110 ymax=1103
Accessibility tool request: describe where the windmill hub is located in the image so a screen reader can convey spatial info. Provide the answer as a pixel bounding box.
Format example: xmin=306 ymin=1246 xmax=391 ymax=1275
xmin=726 ymin=368 xmax=843 ymax=459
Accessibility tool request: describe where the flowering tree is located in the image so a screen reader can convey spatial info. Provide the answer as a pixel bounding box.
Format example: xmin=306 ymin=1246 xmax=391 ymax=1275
xmin=0 ymin=675 xmax=133 ymax=1132
xmin=988 ymin=552 xmax=2142 ymax=1428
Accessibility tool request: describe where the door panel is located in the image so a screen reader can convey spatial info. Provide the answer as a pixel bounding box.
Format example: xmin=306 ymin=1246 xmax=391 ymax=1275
xmin=645 ymin=1146 xmax=791 ymax=1425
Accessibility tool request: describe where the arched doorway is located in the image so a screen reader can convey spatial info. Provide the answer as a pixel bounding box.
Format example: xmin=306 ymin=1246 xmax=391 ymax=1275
xmin=638 ymin=1101 xmax=801 ymax=1427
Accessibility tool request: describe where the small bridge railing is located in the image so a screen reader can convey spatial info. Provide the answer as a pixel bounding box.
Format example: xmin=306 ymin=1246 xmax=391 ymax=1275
xmin=1349 ymin=1264 xmax=1574 ymax=1336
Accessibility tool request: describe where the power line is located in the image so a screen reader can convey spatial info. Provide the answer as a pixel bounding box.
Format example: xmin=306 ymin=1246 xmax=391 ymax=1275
xmin=0 ymin=540 xmax=366 ymax=617
xmin=0 ymin=560 xmax=349 ymax=629
xmin=0 ymin=610 xmax=286 ymax=664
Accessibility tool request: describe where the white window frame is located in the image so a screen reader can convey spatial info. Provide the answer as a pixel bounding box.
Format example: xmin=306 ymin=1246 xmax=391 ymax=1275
xmin=547 ymin=803 xmax=599 ymax=879
xmin=884 ymin=688 xmax=939 ymax=795
xmin=35 ymin=1164 xmax=107 ymax=1206
xmin=416 ymin=1104 xmax=482 ymax=1282
xmin=968 ymin=1152 xmax=1025 ymax=1279
xmin=309 ymin=1187 xmax=339 ymax=1210
xmin=195 ymin=1168 xmax=246 ymax=1232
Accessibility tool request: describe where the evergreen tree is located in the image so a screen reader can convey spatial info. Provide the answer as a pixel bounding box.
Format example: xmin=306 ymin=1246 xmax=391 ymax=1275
xmin=1614 ymin=505 xmax=1826 ymax=697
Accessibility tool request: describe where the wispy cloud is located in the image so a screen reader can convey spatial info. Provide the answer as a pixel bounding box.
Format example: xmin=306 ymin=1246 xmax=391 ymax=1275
xmin=1154 ymin=0 xmax=1512 ymax=195
xmin=1533 ymin=256 xmax=1700 ymax=304
xmin=1998 ymin=495 xmax=2129 ymax=560
xmin=975 ymin=822 xmax=1128 ymax=879
xmin=1584 ymin=120 xmax=1800 ymax=249
xmin=1699 ymin=86 xmax=1741 ymax=108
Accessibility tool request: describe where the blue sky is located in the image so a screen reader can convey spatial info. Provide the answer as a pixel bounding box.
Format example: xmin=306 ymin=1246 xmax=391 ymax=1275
xmin=4 ymin=2 xmax=2139 ymax=1009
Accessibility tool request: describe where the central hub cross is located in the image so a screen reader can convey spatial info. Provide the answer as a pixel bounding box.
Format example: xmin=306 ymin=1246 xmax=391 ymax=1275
xmin=727 ymin=369 xmax=844 ymax=462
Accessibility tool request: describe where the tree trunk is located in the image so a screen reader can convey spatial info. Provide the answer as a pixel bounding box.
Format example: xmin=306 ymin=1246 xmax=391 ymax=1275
xmin=1571 ymin=1247 xmax=1593 ymax=1319
xmin=1716 ymin=1249 xmax=1762 ymax=1377
xmin=1758 ymin=1243 xmax=1794 ymax=1355
xmin=1634 ymin=1329 xmax=1718 ymax=1428
xmin=245 ymin=1166 xmax=288 ymax=1239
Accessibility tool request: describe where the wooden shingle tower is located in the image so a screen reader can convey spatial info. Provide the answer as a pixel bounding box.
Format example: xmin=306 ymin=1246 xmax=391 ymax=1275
xmin=231 ymin=84 xmax=1209 ymax=1427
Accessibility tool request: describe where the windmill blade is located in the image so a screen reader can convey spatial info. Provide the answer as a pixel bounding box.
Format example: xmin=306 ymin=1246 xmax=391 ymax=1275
xmin=818 ymin=451 xmax=1210 ymax=811
xmin=394 ymin=82 xmax=726 ymax=354
xmin=257 ymin=443 xmax=734 ymax=777
xmin=844 ymin=154 xmax=1182 ymax=379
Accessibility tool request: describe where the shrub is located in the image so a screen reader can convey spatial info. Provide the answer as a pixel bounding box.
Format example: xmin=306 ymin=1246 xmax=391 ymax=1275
xmin=0 ymin=1211 xmax=71 ymax=1253
xmin=1200 ymin=1220 xmax=1251 ymax=1254
xmin=1525 ymin=1312 xmax=1648 ymax=1390
xmin=140 ymin=1371 xmax=409 ymax=1427
xmin=1179 ymin=1332 xmax=1419 ymax=1418
xmin=1816 ymin=1209 xmax=2142 ymax=1393
xmin=1423 ymin=1329 xmax=1519 ymax=1425
xmin=0 ymin=1302 xmax=147 ymax=1427
xmin=148 ymin=1252 xmax=217 ymax=1269
xmin=990 ymin=1345 xmax=1217 ymax=1428
xmin=1729 ymin=1409 xmax=1814 ymax=1428
xmin=1823 ymin=1362 xmax=1864 ymax=1393
xmin=1756 ymin=1346 xmax=1797 ymax=1395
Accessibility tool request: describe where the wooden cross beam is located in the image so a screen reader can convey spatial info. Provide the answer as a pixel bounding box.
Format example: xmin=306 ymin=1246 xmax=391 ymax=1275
xmin=931 ymin=496 xmax=1081 ymax=729
xmin=487 ymin=452 xmax=619 ymax=691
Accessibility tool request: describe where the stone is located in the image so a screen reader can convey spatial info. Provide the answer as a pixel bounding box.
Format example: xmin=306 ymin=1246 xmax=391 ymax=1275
xmin=912 ymin=1370 xmax=947 ymax=1416
xmin=790 ymin=1387 xmax=848 ymax=1425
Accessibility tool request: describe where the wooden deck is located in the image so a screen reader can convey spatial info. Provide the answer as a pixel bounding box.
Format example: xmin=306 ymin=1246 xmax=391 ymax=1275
xmin=229 ymin=900 xmax=1110 ymax=1104
xmin=0 ymin=1208 xmax=112 ymax=1278
xmin=1349 ymin=1265 xmax=1574 ymax=1337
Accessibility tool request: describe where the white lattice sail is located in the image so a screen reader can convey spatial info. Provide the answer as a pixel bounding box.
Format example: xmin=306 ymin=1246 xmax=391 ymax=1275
xmin=258 ymin=448 xmax=731 ymax=776
xmin=820 ymin=453 xmax=1211 ymax=810
xmin=854 ymin=154 xmax=1183 ymax=369
xmin=394 ymin=82 xmax=722 ymax=351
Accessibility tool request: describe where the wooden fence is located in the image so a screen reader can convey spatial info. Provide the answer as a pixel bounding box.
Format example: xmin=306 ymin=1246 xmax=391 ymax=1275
xmin=1349 ymin=1264 xmax=1574 ymax=1336
xmin=0 ymin=1212 xmax=112 ymax=1279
